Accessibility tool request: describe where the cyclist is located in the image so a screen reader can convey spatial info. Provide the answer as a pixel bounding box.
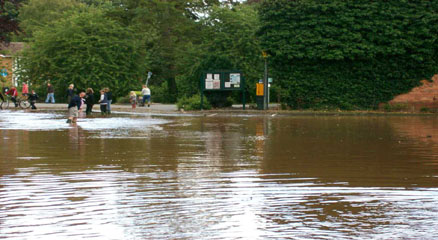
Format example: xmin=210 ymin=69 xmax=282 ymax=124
xmin=5 ymin=86 xmax=18 ymax=108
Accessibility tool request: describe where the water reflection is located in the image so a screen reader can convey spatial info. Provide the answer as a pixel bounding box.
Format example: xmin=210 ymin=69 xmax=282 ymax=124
xmin=1 ymin=112 xmax=438 ymax=239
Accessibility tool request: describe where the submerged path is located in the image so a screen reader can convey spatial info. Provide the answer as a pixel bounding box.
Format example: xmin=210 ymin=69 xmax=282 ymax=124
xmin=34 ymin=103 xmax=179 ymax=113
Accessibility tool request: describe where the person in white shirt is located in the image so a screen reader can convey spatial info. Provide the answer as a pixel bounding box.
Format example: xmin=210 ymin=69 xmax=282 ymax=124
xmin=141 ymin=85 xmax=151 ymax=107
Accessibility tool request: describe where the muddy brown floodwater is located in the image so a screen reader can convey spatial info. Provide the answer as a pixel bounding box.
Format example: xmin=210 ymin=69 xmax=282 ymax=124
xmin=1 ymin=111 xmax=438 ymax=239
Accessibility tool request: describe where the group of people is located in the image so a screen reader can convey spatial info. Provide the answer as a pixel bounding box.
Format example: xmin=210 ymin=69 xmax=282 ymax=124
xmin=129 ymin=85 xmax=151 ymax=109
xmin=1 ymin=81 xmax=152 ymax=123
xmin=66 ymin=85 xmax=113 ymax=123
xmin=0 ymin=83 xmax=39 ymax=110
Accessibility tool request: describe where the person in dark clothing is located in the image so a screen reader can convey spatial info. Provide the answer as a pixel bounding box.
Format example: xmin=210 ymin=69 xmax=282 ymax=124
xmin=67 ymin=92 xmax=85 ymax=123
xmin=66 ymin=84 xmax=75 ymax=104
xmin=104 ymin=88 xmax=112 ymax=114
xmin=0 ymin=92 xmax=4 ymax=110
xmin=85 ymin=88 xmax=94 ymax=115
xmin=28 ymin=90 xmax=39 ymax=109
xmin=6 ymin=87 xmax=18 ymax=107
xmin=45 ymin=83 xmax=55 ymax=103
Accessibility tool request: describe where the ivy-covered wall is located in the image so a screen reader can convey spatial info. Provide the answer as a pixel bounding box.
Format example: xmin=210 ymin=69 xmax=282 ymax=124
xmin=259 ymin=0 xmax=438 ymax=109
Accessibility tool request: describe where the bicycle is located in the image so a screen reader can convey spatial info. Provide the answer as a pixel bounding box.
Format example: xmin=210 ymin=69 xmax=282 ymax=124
xmin=0 ymin=93 xmax=7 ymax=109
xmin=1 ymin=95 xmax=31 ymax=109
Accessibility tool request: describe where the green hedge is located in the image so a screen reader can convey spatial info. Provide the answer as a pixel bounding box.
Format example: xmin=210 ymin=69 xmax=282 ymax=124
xmin=259 ymin=0 xmax=438 ymax=109
xmin=177 ymin=94 xmax=211 ymax=111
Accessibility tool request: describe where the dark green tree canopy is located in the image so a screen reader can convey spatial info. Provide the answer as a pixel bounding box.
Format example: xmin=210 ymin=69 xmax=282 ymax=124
xmin=0 ymin=0 xmax=21 ymax=43
xmin=259 ymin=0 xmax=438 ymax=109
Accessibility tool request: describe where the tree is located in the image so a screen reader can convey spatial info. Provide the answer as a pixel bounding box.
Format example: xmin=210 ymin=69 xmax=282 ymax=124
xmin=176 ymin=4 xmax=263 ymax=104
xmin=106 ymin=0 xmax=206 ymax=102
xmin=0 ymin=0 xmax=21 ymax=43
xmin=18 ymin=7 xmax=144 ymax=99
xmin=19 ymin=0 xmax=85 ymax=38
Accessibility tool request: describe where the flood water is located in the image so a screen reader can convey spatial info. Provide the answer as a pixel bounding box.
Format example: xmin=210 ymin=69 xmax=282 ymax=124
xmin=1 ymin=111 xmax=438 ymax=239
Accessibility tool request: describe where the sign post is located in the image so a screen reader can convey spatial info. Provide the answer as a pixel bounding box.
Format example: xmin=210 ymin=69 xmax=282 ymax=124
xmin=200 ymin=70 xmax=246 ymax=110
xmin=145 ymin=71 xmax=152 ymax=85
xmin=262 ymin=51 xmax=269 ymax=110
xmin=0 ymin=69 xmax=7 ymax=77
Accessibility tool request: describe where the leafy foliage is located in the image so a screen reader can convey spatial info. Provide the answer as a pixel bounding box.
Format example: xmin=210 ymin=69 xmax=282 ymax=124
xmin=259 ymin=0 xmax=438 ymax=109
xmin=19 ymin=0 xmax=85 ymax=38
xmin=177 ymin=94 xmax=211 ymax=111
xmin=18 ymin=7 xmax=144 ymax=101
xmin=176 ymin=4 xmax=263 ymax=104
xmin=0 ymin=0 xmax=22 ymax=43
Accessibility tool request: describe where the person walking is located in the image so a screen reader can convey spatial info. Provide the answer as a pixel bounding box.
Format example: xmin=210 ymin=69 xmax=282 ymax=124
xmin=45 ymin=83 xmax=55 ymax=103
xmin=104 ymin=88 xmax=112 ymax=114
xmin=98 ymin=89 xmax=108 ymax=115
xmin=141 ymin=85 xmax=151 ymax=107
xmin=67 ymin=92 xmax=85 ymax=123
xmin=85 ymin=88 xmax=94 ymax=115
xmin=22 ymin=82 xmax=29 ymax=96
xmin=66 ymin=84 xmax=75 ymax=104
xmin=28 ymin=90 xmax=39 ymax=109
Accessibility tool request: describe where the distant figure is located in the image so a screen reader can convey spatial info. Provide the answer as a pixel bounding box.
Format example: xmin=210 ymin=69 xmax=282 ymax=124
xmin=130 ymin=91 xmax=137 ymax=109
xmin=5 ymin=86 xmax=18 ymax=107
xmin=67 ymin=92 xmax=85 ymax=123
xmin=22 ymin=83 xmax=29 ymax=96
xmin=85 ymin=88 xmax=94 ymax=115
xmin=141 ymin=85 xmax=151 ymax=107
xmin=28 ymin=90 xmax=39 ymax=109
xmin=104 ymin=88 xmax=112 ymax=114
xmin=45 ymin=83 xmax=55 ymax=103
xmin=98 ymin=89 xmax=108 ymax=115
xmin=66 ymin=84 xmax=75 ymax=104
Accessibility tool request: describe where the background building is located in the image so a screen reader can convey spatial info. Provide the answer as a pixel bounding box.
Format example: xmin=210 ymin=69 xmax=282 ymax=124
xmin=0 ymin=42 xmax=24 ymax=87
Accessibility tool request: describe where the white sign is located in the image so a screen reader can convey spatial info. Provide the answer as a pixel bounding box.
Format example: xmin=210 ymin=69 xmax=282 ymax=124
xmin=230 ymin=73 xmax=240 ymax=85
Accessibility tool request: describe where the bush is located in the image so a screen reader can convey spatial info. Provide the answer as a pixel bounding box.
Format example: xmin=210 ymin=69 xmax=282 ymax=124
xmin=177 ymin=94 xmax=211 ymax=111
xmin=205 ymin=91 xmax=233 ymax=108
xmin=382 ymin=103 xmax=408 ymax=112
xmin=420 ymin=107 xmax=431 ymax=113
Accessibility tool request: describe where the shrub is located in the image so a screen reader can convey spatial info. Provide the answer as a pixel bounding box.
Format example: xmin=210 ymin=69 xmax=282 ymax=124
xmin=420 ymin=107 xmax=431 ymax=113
xmin=177 ymin=94 xmax=211 ymax=111
xmin=382 ymin=103 xmax=408 ymax=112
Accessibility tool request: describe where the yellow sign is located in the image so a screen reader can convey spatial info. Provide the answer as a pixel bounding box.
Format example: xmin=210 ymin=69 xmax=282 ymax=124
xmin=262 ymin=51 xmax=268 ymax=58
xmin=256 ymin=83 xmax=264 ymax=96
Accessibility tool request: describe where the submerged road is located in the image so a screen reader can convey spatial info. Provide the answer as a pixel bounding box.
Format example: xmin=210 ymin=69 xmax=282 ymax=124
xmin=33 ymin=102 xmax=179 ymax=113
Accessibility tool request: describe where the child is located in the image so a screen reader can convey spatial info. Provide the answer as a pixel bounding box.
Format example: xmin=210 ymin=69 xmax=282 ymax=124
xmin=85 ymin=88 xmax=94 ymax=115
xmin=98 ymin=89 xmax=108 ymax=115
xmin=129 ymin=91 xmax=137 ymax=109
xmin=104 ymin=88 xmax=112 ymax=114
xmin=28 ymin=90 xmax=39 ymax=109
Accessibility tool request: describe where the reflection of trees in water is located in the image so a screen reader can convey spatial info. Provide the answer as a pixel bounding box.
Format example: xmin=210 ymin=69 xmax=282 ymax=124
xmin=258 ymin=192 xmax=392 ymax=237
xmin=389 ymin=117 xmax=438 ymax=150
xmin=0 ymin=130 xmax=30 ymax=177
xmin=259 ymin=116 xmax=438 ymax=188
